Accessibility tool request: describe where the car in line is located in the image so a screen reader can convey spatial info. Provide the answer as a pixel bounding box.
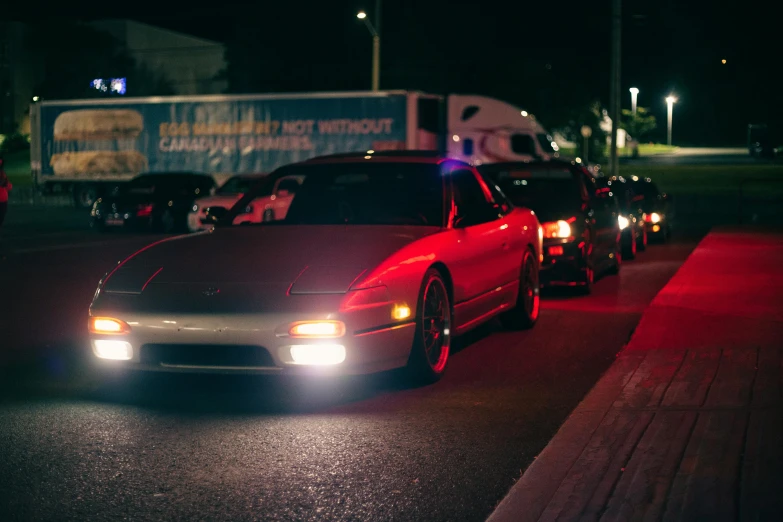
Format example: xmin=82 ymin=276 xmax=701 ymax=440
xmin=479 ymin=160 xmax=621 ymax=294
xmin=188 ymin=173 xmax=306 ymax=231
xmin=628 ymin=176 xmax=672 ymax=242
xmin=90 ymin=172 xmax=217 ymax=233
xmin=187 ymin=173 xmax=265 ymax=232
xmin=595 ymin=175 xmax=647 ymax=260
xmin=87 ymin=151 xmax=542 ymax=383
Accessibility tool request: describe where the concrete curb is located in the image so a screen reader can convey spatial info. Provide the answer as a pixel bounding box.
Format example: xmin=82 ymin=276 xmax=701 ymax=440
xmin=486 ymin=232 xmax=709 ymax=522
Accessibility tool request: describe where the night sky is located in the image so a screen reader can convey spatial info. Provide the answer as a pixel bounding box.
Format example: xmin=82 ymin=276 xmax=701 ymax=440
xmin=11 ymin=0 xmax=780 ymax=146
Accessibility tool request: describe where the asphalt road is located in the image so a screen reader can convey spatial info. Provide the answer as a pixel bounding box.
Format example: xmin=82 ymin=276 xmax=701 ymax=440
xmin=0 ymin=210 xmax=706 ymax=522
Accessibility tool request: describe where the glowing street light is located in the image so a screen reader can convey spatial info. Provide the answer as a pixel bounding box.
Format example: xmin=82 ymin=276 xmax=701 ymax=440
xmin=629 ymin=87 xmax=639 ymax=114
xmin=356 ymin=4 xmax=381 ymax=91
xmin=666 ymin=95 xmax=678 ymax=146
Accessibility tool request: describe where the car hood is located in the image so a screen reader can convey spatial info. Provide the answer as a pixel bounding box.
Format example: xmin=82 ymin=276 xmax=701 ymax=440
xmin=101 ymin=225 xmax=440 ymax=295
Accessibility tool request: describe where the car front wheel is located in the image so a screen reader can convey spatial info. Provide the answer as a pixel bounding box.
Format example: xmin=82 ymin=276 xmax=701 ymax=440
xmin=404 ymin=268 xmax=453 ymax=385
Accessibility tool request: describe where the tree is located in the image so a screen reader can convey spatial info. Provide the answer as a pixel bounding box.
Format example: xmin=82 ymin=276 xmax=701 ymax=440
xmin=30 ymin=20 xmax=173 ymax=99
xmin=550 ymin=100 xmax=609 ymax=163
xmin=620 ymin=107 xmax=657 ymax=141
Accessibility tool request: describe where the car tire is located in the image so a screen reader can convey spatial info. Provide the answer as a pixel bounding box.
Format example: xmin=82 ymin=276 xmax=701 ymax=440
xmin=577 ymin=264 xmax=594 ymax=295
xmin=608 ymin=244 xmax=622 ymax=275
xmin=622 ymin=231 xmax=637 ymax=260
xmin=500 ymin=249 xmax=539 ymax=330
xmin=160 ymin=210 xmax=178 ymax=234
xmin=73 ymin=183 xmax=99 ymax=209
xmin=91 ymin=219 xmax=106 ymax=233
xmin=637 ymin=228 xmax=647 ymax=251
xmin=404 ymin=268 xmax=453 ymax=385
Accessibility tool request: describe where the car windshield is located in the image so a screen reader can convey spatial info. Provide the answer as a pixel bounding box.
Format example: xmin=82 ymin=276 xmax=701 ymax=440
xmin=218 ymin=176 xmax=263 ymax=195
xmin=481 ymin=165 xmax=582 ymax=212
xmin=229 ymin=163 xmax=444 ymax=226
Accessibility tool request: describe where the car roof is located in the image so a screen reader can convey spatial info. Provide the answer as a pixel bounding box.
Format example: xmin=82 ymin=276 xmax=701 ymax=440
xmin=303 ymin=150 xmax=469 ymax=166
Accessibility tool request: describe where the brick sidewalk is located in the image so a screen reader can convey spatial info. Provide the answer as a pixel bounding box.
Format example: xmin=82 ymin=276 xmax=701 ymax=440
xmin=488 ymin=228 xmax=783 ymax=522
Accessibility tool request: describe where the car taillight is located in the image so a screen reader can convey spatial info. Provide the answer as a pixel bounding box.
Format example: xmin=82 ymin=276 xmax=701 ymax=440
xmin=541 ymin=220 xmax=572 ymax=239
xmin=137 ymin=204 xmax=153 ymax=217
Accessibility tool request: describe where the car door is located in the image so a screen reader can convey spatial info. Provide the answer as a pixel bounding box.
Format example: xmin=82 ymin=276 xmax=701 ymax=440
xmin=448 ymin=168 xmax=512 ymax=329
xmin=479 ymin=171 xmax=526 ymax=289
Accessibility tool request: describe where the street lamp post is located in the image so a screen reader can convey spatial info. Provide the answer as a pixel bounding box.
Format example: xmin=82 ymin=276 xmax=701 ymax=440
xmin=629 ymin=87 xmax=639 ymax=115
xmin=357 ymin=3 xmax=381 ymax=91
xmin=666 ymin=95 xmax=677 ymax=146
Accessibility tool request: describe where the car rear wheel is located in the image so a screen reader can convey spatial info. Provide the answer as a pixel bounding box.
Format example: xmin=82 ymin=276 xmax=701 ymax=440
xmin=622 ymin=230 xmax=637 ymax=260
xmin=73 ymin=183 xmax=98 ymax=208
xmin=608 ymin=244 xmax=622 ymax=275
xmin=160 ymin=210 xmax=178 ymax=234
xmin=577 ymin=265 xmax=594 ymax=295
xmin=500 ymin=249 xmax=539 ymax=330
xmin=637 ymin=228 xmax=647 ymax=251
xmin=404 ymin=269 xmax=452 ymax=385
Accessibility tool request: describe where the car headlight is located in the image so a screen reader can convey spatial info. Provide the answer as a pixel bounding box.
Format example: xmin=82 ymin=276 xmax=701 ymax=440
xmin=541 ymin=220 xmax=572 ymax=239
xmin=618 ymin=215 xmax=630 ymax=230
xmin=645 ymin=212 xmax=662 ymax=224
xmin=89 ymin=316 xmax=132 ymax=335
xmin=288 ymin=320 xmax=346 ymax=338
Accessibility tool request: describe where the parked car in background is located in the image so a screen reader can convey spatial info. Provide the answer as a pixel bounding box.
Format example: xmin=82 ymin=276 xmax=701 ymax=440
xmin=188 ymin=173 xmax=265 ymax=232
xmin=90 ymin=172 xmax=216 ymax=233
xmin=87 ymin=151 xmax=542 ymax=383
xmin=628 ymin=176 xmax=672 ymax=242
xmin=596 ymin=175 xmax=646 ymax=259
xmin=480 ymin=160 xmax=621 ymax=294
xmin=229 ymin=175 xmax=305 ymax=226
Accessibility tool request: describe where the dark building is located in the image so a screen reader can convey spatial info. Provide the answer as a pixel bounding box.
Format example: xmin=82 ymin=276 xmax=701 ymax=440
xmin=1 ymin=20 xmax=227 ymax=136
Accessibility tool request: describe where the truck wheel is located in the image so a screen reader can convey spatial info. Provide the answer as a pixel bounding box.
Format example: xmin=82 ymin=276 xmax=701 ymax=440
xmin=73 ymin=184 xmax=98 ymax=208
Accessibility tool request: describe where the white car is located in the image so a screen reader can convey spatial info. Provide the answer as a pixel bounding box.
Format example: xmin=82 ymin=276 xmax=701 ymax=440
xmin=187 ymin=174 xmax=265 ymax=232
xmin=231 ymin=175 xmax=304 ymax=226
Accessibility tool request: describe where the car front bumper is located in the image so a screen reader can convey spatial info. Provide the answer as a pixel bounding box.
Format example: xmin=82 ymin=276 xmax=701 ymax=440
xmin=88 ymin=297 xmax=417 ymax=376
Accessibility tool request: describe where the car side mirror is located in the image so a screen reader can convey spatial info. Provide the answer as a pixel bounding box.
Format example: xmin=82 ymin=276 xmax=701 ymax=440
xmin=454 ymin=210 xmax=471 ymax=228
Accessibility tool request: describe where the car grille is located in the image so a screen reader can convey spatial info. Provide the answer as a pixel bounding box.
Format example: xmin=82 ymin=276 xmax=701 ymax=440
xmin=140 ymin=344 xmax=276 ymax=369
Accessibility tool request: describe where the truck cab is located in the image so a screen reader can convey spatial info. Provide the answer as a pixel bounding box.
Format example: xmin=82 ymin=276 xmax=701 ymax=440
xmin=445 ymin=95 xmax=558 ymax=165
